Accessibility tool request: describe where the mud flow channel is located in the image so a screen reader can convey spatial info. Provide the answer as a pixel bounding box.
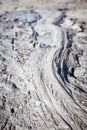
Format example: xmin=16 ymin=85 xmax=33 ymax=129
xmin=0 ymin=9 xmax=87 ymax=130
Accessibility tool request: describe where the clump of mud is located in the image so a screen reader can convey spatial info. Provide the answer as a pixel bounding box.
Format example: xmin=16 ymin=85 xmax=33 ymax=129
xmin=0 ymin=8 xmax=87 ymax=130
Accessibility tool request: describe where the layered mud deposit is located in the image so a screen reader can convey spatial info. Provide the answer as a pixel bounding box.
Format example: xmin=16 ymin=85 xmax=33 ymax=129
xmin=0 ymin=9 xmax=87 ymax=130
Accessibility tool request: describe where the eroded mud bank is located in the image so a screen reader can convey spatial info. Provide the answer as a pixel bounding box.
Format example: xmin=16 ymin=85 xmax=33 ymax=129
xmin=0 ymin=9 xmax=87 ymax=130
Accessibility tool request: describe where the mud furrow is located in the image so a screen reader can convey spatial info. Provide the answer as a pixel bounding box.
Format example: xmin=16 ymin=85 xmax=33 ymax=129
xmin=0 ymin=8 xmax=87 ymax=130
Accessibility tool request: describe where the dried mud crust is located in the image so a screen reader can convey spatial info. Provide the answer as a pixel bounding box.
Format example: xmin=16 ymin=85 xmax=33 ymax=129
xmin=0 ymin=9 xmax=87 ymax=130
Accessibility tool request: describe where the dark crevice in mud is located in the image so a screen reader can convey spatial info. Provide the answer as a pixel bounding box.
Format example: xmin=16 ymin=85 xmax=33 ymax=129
xmin=60 ymin=116 xmax=74 ymax=130
xmin=0 ymin=9 xmax=87 ymax=130
xmin=69 ymin=67 xmax=75 ymax=77
xmin=11 ymin=108 xmax=15 ymax=113
xmin=58 ymin=8 xmax=69 ymax=11
xmin=32 ymin=28 xmax=38 ymax=42
xmin=62 ymin=60 xmax=69 ymax=81
xmin=1 ymin=118 xmax=9 ymax=130
xmin=54 ymin=31 xmax=75 ymax=93
xmin=53 ymin=27 xmax=87 ymax=116
xmin=52 ymin=58 xmax=74 ymax=100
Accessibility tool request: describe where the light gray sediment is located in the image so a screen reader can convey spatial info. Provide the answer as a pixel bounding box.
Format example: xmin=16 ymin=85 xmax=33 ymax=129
xmin=0 ymin=8 xmax=87 ymax=130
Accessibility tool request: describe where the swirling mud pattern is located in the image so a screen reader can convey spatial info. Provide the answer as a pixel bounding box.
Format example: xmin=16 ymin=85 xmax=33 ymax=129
xmin=0 ymin=9 xmax=87 ymax=130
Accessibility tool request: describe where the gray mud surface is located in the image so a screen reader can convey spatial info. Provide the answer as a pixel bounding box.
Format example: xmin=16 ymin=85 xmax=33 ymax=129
xmin=0 ymin=5 xmax=87 ymax=130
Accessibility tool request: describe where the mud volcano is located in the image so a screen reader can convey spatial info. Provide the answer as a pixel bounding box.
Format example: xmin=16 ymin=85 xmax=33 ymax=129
xmin=0 ymin=9 xmax=87 ymax=130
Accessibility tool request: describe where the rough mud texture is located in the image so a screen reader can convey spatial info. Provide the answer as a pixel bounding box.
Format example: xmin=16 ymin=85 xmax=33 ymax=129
xmin=0 ymin=8 xmax=87 ymax=130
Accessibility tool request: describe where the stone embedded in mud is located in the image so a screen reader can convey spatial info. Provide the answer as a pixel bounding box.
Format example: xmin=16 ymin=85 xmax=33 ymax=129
xmin=0 ymin=9 xmax=87 ymax=130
